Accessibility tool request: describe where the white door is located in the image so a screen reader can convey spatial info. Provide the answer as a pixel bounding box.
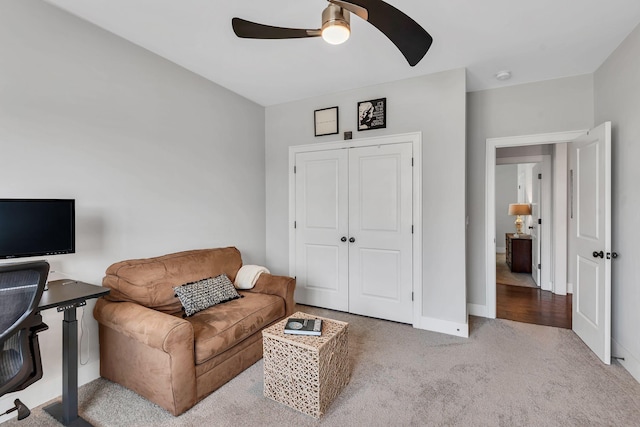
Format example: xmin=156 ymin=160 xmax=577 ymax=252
xmin=347 ymin=144 xmax=413 ymax=323
xmin=294 ymin=150 xmax=349 ymax=311
xmin=293 ymin=142 xmax=414 ymax=323
xmin=571 ymin=122 xmax=611 ymax=365
xmin=531 ymin=163 xmax=542 ymax=286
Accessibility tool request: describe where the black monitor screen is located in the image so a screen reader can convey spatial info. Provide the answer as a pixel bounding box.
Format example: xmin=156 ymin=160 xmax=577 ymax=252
xmin=0 ymin=199 xmax=75 ymax=259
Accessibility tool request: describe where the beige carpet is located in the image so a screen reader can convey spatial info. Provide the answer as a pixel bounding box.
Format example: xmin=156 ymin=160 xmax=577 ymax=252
xmin=496 ymin=253 xmax=538 ymax=288
xmin=3 ymin=306 xmax=640 ymax=427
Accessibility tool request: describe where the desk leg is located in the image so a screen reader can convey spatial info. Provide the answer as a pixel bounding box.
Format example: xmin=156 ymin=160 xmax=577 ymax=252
xmin=43 ymin=307 xmax=92 ymax=427
xmin=63 ymin=308 xmax=79 ymax=423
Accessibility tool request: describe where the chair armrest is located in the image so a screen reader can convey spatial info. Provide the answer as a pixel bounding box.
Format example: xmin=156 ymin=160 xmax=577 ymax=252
xmin=247 ymin=273 xmax=296 ymax=316
xmin=30 ymin=322 xmax=48 ymax=334
xmin=93 ymin=298 xmax=193 ymax=353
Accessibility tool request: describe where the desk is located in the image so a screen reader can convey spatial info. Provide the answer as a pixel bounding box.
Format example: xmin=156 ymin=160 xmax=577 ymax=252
xmin=38 ymin=280 xmax=109 ymax=427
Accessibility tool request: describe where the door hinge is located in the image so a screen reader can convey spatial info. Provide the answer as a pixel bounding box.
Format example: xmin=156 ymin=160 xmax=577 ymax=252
xmin=294 ymin=221 xmax=296 ymax=229
xmin=411 ymin=292 xmax=414 ymax=301
xmin=538 ymin=173 xmax=542 ymax=179
xmin=411 ymin=225 xmax=414 ymax=234
xmin=538 ymin=218 xmax=542 ymax=225
xmin=538 ymin=263 xmax=541 ymax=270
xmin=411 ymin=158 xmax=414 ymax=167
xmin=294 ymin=165 xmax=296 ymax=173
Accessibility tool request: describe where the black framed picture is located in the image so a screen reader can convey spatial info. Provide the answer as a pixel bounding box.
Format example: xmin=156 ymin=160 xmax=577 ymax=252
xmin=357 ymin=98 xmax=386 ymax=131
xmin=314 ymin=106 xmax=339 ymax=137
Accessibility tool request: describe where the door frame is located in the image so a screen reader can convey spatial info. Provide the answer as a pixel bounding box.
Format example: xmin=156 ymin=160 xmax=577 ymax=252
xmin=289 ymin=132 xmax=423 ymax=326
xmin=485 ymin=130 xmax=585 ymax=318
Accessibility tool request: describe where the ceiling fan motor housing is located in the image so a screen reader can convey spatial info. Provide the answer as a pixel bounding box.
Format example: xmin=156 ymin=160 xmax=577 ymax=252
xmin=322 ymin=4 xmax=350 ymax=44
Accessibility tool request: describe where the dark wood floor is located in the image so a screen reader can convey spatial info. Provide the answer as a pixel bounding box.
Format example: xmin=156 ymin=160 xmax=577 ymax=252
xmin=497 ymin=284 xmax=572 ymax=329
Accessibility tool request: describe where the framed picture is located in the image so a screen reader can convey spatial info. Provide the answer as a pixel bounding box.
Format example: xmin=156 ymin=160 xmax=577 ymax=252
xmin=314 ymin=106 xmax=339 ymax=137
xmin=357 ymin=98 xmax=386 ymax=131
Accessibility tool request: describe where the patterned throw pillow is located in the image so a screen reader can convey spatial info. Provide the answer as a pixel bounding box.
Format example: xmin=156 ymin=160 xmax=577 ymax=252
xmin=173 ymin=274 xmax=241 ymax=317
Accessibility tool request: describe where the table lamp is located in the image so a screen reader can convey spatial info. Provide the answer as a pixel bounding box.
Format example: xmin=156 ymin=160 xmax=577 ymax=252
xmin=508 ymin=203 xmax=531 ymax=237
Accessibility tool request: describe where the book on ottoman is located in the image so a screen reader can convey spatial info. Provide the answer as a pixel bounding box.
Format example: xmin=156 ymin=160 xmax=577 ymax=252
xmin=284 ymin=318 xmax=322 ymax=336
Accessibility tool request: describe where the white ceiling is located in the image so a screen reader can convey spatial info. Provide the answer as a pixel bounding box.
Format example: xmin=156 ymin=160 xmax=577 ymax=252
xmin=43 ymin=0 xmax=640 ymax=106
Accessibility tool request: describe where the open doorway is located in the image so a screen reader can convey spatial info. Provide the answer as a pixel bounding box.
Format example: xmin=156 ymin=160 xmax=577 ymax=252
xmin=494 ymin=158 xmax=572 ymax=328
xmin=495 ymin=162 xmax=539 ymax=288
xmin=496 ymin=151 xmax=553 ymax=285
xmin=486 ymin=125 xmax=613 ymax=364
xmin=485 ymin=129 xmax=586 ymax=323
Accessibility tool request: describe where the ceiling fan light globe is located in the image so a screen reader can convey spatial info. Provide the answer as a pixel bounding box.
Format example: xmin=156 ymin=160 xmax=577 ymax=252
xmin=322 ymin=24 xmax=350 ymax=45
xmin=321 ymin=4 xmax=350 ymax=45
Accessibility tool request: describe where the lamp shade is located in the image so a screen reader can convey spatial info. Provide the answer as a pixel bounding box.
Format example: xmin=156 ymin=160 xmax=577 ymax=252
xmin=508 ymin=203 xmax=531 ymax=216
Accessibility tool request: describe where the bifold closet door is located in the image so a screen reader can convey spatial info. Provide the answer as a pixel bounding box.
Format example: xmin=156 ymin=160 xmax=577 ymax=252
xmin=294 ymin=150 xmax=349 ymax=311
xmin=348 ymin=144 xmax=413 ymax=324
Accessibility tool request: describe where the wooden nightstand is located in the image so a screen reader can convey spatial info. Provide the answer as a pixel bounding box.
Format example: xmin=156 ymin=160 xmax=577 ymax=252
xmin=505 ymin=233 xmax=532 ymax=273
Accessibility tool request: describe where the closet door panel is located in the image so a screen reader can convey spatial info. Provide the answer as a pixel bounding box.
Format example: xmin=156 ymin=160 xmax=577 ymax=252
xmin=359 ymin=248 xmax=401 ymax=300
xmin=348 ymin=143 xmax=413 ymax=323
xmin=359 ymin=155 xmax=399 ymax=231
xmin=294 ymin=150 xmax=349 ymax=311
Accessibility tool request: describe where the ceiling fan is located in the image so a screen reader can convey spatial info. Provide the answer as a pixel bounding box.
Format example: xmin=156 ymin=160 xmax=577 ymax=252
xmin=232 ymin=0 xmax=433 ymax=67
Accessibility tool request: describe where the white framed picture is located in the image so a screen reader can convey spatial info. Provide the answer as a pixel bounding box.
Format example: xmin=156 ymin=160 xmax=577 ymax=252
xmin=314 ymin=106 xmax=339 ymax=136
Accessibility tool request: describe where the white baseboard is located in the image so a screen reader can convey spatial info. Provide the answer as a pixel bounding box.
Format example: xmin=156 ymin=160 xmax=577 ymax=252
xmin=612 ymin=338 xmax=640 ymax=383
xmin=415 ymin=315 xmax=469 ymax=338
xmin=467 ymin=303 xmax=488 ymax=318
xmin=567 ymin=281 xmax=574 ymax=294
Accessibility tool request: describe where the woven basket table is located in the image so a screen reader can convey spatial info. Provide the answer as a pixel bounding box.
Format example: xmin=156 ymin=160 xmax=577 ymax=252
xmin=262 ymin=311 xmax=349 ymax=418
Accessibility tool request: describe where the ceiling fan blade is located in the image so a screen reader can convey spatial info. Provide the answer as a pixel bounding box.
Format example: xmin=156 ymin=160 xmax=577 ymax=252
xmin=232 ymin=18 xmax=321 ymax=39
xmin=340 ymin=0 xmax=433 ymax=66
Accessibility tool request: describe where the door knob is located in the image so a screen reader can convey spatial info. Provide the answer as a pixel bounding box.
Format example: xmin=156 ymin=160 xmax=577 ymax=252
xmin=592 ymin=251 xmax=604 ymax=259
xmin=607 ymin=252 xmax=619 ymax=259
xmin=340 ymin=236 xmax=347 ymax=242
xmin=349 ymin=237 xmax=355 ymax=243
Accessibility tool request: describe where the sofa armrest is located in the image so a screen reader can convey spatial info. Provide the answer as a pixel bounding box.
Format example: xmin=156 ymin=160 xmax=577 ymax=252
xmin=247 ymin=273 xmax=296 ymax=316
xmin=94 ymin=298 xmax=197 ymax=416
xmin=93 ymin=298 xmax=193 ymax=353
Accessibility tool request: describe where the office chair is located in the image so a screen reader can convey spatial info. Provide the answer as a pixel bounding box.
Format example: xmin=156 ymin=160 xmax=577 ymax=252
xmin=0 ymin=261 xmax=49 ymax=421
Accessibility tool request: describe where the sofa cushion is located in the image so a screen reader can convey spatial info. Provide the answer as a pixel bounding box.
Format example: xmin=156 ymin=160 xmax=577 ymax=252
xmin=188 ymin=291 xmax=284 ymax=365
xmin=102 ymin=247 xmax=243 ymax=314
xmin=174 ymin=274 xmax=241 ymax=317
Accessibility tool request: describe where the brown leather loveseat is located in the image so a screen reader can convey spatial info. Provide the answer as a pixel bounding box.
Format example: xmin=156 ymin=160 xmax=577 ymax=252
xmin=93 ymin=247 xmax=295 ymax=415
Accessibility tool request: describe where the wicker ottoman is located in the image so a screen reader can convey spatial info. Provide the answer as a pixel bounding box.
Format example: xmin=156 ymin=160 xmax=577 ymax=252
xmin=262 ymin=312 xmax=349 ymax=418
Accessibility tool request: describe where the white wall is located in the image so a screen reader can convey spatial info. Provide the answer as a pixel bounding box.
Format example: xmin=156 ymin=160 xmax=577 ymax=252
xmin=0 ymin=0 xmax=266 ymax=418
xmin=266 ymin=70 xmax=468 ymax=334
xmin=594 ymin=22 xmax=640 ymax=382
xmin=497 ymin=144 xmax=553 ymax=159
xmin=495 ymin=164 xmax=517 ymax=251
xmin=466 ymin=75 xmax=594 ymax=305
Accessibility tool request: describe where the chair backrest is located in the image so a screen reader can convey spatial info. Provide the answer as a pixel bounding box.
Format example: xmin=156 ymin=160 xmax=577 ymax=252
xmin=0 ymin=261 xmax=49 ymax=397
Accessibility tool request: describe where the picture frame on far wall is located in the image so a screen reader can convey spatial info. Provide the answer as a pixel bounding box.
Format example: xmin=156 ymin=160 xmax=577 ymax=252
xmin=358 ymin=98 xmax=386 ymax=131
xmin=314 ymin=106 xmax=339 ymax=137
